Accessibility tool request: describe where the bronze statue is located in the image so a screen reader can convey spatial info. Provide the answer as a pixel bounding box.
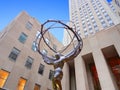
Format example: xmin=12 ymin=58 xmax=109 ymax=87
xmin=35 ymin=20 xmax=83 ymax=90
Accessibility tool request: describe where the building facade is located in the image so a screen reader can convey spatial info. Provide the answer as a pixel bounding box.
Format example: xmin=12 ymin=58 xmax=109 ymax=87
xmin=68 ymin=0 xmax=120 ymax=38
xmin=62 ymin=0 xmax=120 ymax=90
xmin=0 ymin=11 xmax=63 ymax=90
xmin=0 ymin=2 xmax=120 ymax=90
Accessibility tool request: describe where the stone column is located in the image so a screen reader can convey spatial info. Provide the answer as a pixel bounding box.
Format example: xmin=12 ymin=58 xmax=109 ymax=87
xmin=74 ymin=55 xmax=89 ymax=90
xmin=114 ymin=26 xmax=120 ymax=57
xmin=93 ymin=49 xmax=118 ymax=90
xmin=114 ymin=41 xmax=120 ymax=57
xmin=62 ymin=63 xmax=70 ymax=90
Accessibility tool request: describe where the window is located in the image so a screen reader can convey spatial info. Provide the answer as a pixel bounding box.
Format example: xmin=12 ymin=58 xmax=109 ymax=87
xmin=83 ymin=28 xmax=87 ymax=31
xmin=47 ymin=88 xmax=51 ymax=90
xmin=9 ymin=47 xmax=20 ymax=61
xmin=92 ymin=19 xmax=95 ymax=23
xmin=98 ymin=15 xmax=102 ymax=19
xmin=82 ymin=20 xmax=85 ymax=24
xmin=17 ymin=77 xmax=27 ymax=90
xmin=94 ymin=24 xmax=98 ymax=28
xmin=18 ymin=32 xmax=27 ymax=44
xmin=89 ymin=29 xmax=93 ymax=34
xmin=26 ymin=21 xmax=33 ymax=30
xmin=34 ymin=84 xmax=41 ymax=90
xmin=86 ymin=19 xmax=89 ymax=21
xmin=83 ymin=25 xmax=86 ymax=29
xmin=104 ymin=12 xmax=108 ymax=16
xmin=106 ymin=16 xmax=111 ymax=20
xmin=0 ymin=70 xmax=9 ymax=88
xmin=84 ymin=32 xmax=88 ymax=37
xmin=101 ymin=21 xmax=107 ymax=28
xmin=88 ymin=25 xmax=92 ymax=29
xmin=95 ymin=27 xmax=99 ymax=32
xmin=25 ymin=56 xmax=34 ymax=69
xmin=77 ymin=30 xmax=81 ymax=35
xmin=38 ymin=64 xmax=45 ymax=75
xmin=42 ymin=49 xmax=47 ymax=55
xmin=49 ymin=70 xmax=54 ymax=80
xmin=53 ymin=44 xmax=57 ymax=51
xmin=32 ymin=41 xmax=38 ymax=51
xmin=102 ymin=9 xmax=105 ymax=13
xmin=90 ymin=16 xmax=94 ymax=19
xmin=36 ymin=31 xmax=41 ymax=39
xmin=109 ymin=20 xmax=114 ymax=26
xmin=45 ymin=38 xmax=50 ymax=45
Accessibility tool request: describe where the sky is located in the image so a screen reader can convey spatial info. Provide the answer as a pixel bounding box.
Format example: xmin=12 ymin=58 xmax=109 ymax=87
xmin=0 ymin=0 xmax=69 ymax=43
xmin=107 ymin=0 xmax=112 ymax=3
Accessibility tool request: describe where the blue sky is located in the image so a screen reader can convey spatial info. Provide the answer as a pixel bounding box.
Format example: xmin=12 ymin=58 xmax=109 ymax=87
xmin=107 ymin=0 xmax=112 ymax=3
xmin=0 ymin=0 xmax=69 ymax=43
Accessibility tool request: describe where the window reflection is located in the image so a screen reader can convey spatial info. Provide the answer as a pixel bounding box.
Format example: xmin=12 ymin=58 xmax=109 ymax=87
xmin=17 ymin=78 xmax=27 ymax=90
xmin=0 ymin=69 xmax=9 ymax=88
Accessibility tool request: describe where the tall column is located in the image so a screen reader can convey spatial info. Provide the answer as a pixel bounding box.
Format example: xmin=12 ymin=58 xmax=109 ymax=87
xmin=93 ymin=49 xmax=118 ymax=90
xmin=74 ymin=55 xmax=89 ymax=90
xmin=62 ymin=63 xmax=70 ymax=90
xmin=114 ymin=26 xmax=120 ymax=56
xmin=115 ymin=44 xmax=120 ymax=57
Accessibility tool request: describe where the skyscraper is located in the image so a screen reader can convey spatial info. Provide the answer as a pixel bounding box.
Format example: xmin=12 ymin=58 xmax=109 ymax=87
xmin=68 ymin=0 xmax=120 ymax=38
xmin=105 ymin=0 xmax=120 ymax=17
xmin=0 ymin=1 xmax=120 ymax=90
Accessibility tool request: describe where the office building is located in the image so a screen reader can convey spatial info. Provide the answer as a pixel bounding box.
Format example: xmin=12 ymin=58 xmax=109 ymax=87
xmin=68 ymin=0 xmax=120 ymax=38
xmin=0 ymin=11 xmax=63 ymax=90
xmin=0 ymin=1 xmax=120 ymax=89
xmin=62 ymin=0 xmax=120 ymax=90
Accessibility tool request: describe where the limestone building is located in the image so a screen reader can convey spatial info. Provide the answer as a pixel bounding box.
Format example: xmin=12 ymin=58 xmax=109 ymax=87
xmin=0 ymin=1 xmax=120 ymax=90
xmin=68 ymin=0 xmax=120 ymax=38
xmin=62 ymin=0 xmax=120 ymax=90
xmin=0 ymin=11 xmax=63 ymax=90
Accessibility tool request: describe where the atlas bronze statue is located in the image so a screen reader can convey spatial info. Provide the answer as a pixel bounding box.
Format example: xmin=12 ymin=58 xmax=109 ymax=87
xmin=35 ymin=20 xmax=83 ymax=90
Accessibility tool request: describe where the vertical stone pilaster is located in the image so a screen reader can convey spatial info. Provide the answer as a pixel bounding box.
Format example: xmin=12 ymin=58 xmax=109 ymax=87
xmin=93 ymin=49 xmax=117 ymax=90
xmin=62 ymin=63 xmax=70 ymax=90
xmin=114 ymin=43 xmax=120 ymax=57
xmin=74 ymin=55 xmax=89 ymax=90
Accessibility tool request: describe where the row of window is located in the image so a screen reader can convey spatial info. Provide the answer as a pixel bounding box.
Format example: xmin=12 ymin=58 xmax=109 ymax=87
xmin=21 ymin=21 xmax=57 ymax=53
xmin=108 ymin=3 xmax=116 ymax=13
xmin=18 ymin=31 xmax=57 ymax=54
xmin=79 ymin=3 xmax=98 ymax=36
xmin=115 ymin=0 xmax=120 ymax=7
xmin=33 ymin=31 xmax=57 ymax=51
xmin=10 ymin=30 xmax=35 ymax=69
xmin=8 ymin=47 xmax=54 ymax=77
xmin=0 ymin=69 xmax=52 ymax=90
xmin=91 ymin=0 xmax=108 ymax=28
xmin=91 ymin=0 xmax=114 ymax=28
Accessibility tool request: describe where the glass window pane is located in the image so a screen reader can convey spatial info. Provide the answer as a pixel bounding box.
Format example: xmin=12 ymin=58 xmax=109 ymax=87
xmin=42 ymin=49 xmax=47 ymax=55
xmin=49 ymin=70 xmax=54 ymax=80
xmin=53 ymin=44 xmax=57 ymax=51
xmin=9 ymin=47 xmax=20 ymax=61
xmin=26 ymin=22 xmax=33 ymax=30
xmin=18 ymin=32 xmax=27 ymax=44
xmin=0 ymin=70 xmax=9 ymax=88
xmin=34 ymin=84 xmax=40 ymax=90
xmin=17 ymin=78 xmax=27 ymax=90
xmin=25 ymin=56 xmax=34 ymax=69
xmin=36 ymin=31 xmax=41 ymax=39
xmin=45 ymin=38 xmax=50 ymax=45
xmin=38 ymin=64 xmax=44 ymax=75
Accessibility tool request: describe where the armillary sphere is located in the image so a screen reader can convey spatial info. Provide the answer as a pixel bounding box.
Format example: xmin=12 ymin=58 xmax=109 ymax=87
xmin=35 ymin=20 xmax=83 ymax=90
